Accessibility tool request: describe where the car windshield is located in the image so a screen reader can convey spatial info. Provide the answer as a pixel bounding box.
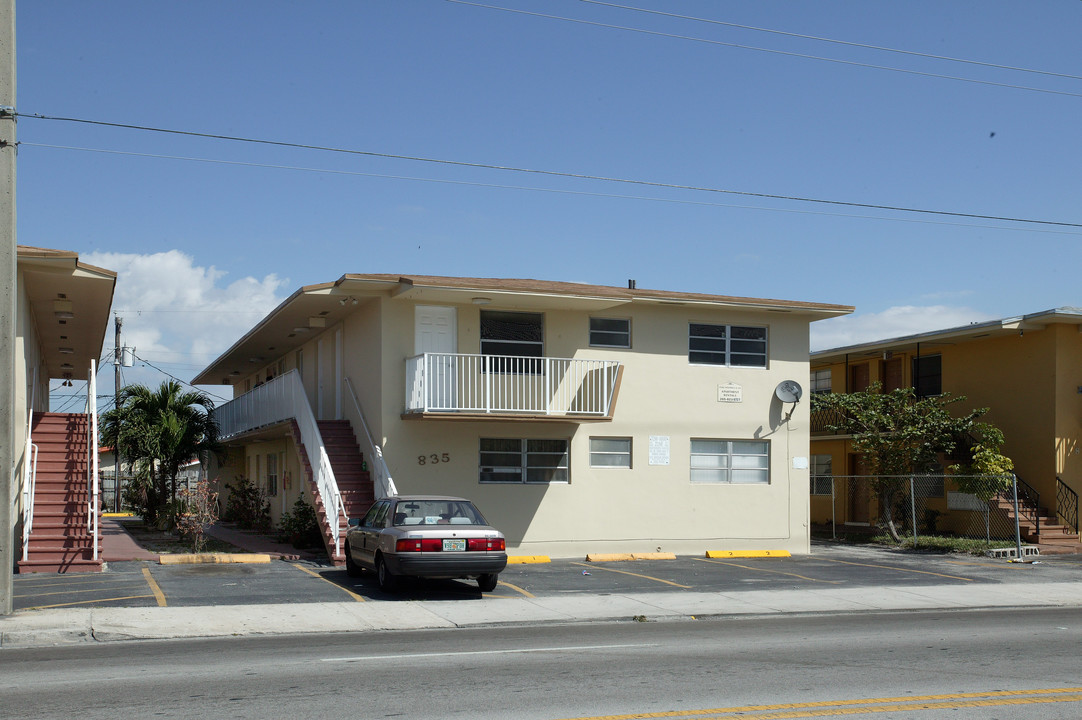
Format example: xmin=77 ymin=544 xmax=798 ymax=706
xmin=391 ymin=500 xmax=487 ymax=527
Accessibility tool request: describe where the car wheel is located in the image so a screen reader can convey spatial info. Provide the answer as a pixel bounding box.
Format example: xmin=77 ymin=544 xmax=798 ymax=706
xmin=344 ymin=542 xmax=361 ymax=578
xmin=376 ymin=554 xmax=398 ymax=592
xmin=477 ymin=573 xmax=498 ymax=592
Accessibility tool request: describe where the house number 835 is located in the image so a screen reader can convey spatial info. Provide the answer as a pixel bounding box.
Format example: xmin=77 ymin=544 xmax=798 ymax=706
xmin=419 ymin=453 xmax=450 ymax=465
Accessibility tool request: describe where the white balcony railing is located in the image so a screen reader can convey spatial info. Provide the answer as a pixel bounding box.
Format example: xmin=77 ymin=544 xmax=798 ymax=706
xmin=405 ymin=353 xmax=620 ymax=416
xmin=214 ymin=370 xmax=346 ymax=556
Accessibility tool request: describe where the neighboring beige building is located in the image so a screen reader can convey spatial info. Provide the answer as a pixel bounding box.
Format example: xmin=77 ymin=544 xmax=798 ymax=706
xmin=810 ymin=308 xmax=1082 ymax=547
xmin=194 ymin=275 xmax=852 ymax=561
xmin=14 ymin=246 xmax=116 ymax=572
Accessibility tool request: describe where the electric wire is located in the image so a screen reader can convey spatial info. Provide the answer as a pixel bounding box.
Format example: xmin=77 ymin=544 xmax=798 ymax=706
xmin=16 ymin=136 xmax=1082 ymax=230
xmin=131 ymin=352 xmax=230 ymax=402
xmin=577 ymin=0 xmax=1082 ymax=82
xmin=446 ymin=1 xmax=1082 ymax=99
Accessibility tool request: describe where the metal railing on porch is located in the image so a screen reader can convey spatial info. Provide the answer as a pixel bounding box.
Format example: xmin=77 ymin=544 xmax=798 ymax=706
xmin=405 ymin=352 xmax=620 ymax=416
xmin=214 ymin=370 xmax=346 ymax=557
xmin=1058 ymin=477 xmax=1079 ymax=536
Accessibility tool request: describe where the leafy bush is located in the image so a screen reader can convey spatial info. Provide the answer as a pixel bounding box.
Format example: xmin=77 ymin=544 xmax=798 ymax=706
xmin=222 ymin=477 xmax=271 ymax=531
xmin=278 ymin=496 xmax=322 ymax=549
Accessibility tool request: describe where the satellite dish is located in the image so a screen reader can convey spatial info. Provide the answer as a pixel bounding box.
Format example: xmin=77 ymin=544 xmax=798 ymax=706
xmin=775 ymin=380 xmax=803 ymax=404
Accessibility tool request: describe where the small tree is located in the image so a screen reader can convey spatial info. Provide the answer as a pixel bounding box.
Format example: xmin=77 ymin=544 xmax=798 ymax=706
xmin=175 ymin=479 xmax=219 ymax=552
xmin=812 ymin=383 xmax=1012 ymax=541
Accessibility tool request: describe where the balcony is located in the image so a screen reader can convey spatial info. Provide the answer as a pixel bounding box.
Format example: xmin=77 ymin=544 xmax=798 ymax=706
xmin=405 ymin=353 xmax=621 ymax=421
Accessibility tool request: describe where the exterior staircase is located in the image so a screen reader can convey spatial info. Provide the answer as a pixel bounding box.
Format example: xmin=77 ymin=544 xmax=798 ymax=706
xmin=289 ymin=419 xmax=374 ymax=565
xmin=992 ymin=492 xmax=1080 ymax=551
xmin=17 ymin=412 xmax=103 ymax=574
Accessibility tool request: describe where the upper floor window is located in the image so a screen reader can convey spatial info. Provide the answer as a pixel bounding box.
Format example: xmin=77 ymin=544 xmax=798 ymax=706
xmin=913 ymin=355 xmax=942 ymax=398
xmin=689 ymin=324 xmax=767 ymax=367
xmin=590 ymin=317 xmax=631 ymax=348
xmin=810 ymin=369 xmax=832 ymax=394
xmin=480 ymin=310 xmax=543 ymax=373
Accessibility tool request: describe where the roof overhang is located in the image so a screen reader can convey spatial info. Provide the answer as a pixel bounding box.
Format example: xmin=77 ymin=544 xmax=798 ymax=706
xmin=194 ymin=274 xmax=854 ymax=385
xmin=811 ymin=307 xmax=1082 ymax=365
xmin=17 ymin=245 xmax=116 ymax=381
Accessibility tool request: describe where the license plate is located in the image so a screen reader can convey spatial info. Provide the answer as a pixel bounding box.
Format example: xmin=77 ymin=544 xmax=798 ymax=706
xmin=443 ymin=539 xmax=466 ymax=552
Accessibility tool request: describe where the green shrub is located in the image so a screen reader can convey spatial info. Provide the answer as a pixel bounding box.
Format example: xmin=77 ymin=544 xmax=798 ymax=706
xmin=278 ymin=496 xmax=322 ymax=549
xmin=222 ymin=477 xmax=271 ymax=531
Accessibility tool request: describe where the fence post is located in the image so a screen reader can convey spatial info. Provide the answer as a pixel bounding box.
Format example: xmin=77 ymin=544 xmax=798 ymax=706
xmin=1012 ymin=473 xmax=1023 ymax=558
xmin=910 ymin=476 xmax=918 ymax=545
xmin=831 ymin=477 xmax=836 ymax=540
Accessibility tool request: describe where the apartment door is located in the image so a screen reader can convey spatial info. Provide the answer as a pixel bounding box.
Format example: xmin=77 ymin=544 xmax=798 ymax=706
xmin=415 ymin=306 xmax=457 ymax=409
xmin=846 ymin=454 xmax=871 ymax=524
xmin=882 ymin=357 xmax=903 ymax=392
xmin=849 ymin=363 xmax=870 ymax=392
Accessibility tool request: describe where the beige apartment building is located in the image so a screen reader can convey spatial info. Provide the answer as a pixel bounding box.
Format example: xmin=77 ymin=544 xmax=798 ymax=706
xmin=194 ymin=274 xmax=852 ymax=561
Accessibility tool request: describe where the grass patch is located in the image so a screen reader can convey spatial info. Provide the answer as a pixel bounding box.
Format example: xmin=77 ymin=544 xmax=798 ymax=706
xmin=116 ymin=517 xmax=244 ymax=555
xmin=813 ymin=528 xmax=1020 ymax=555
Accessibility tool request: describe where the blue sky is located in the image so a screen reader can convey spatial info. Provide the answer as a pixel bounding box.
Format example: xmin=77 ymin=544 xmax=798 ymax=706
xmin=15 ymin=1 xmax=1081 ymax=408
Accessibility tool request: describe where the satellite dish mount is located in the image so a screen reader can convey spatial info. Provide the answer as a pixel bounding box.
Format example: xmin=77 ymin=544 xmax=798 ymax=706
xmin=775 ymin=380 xmax=803 ymax=421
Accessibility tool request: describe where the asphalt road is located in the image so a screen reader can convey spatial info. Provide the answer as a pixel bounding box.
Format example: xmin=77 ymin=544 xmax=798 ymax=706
xmin=2 ymin=607 xmax=1081 ymax=719
xmin=11 ymin=542 xmax=1082 ymax=611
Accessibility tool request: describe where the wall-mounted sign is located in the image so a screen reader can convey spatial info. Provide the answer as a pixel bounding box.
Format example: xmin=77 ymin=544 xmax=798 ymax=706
xmin=717 ymin=383 xmax=742 ymax=403
xmin=649 ymin=435 xmax=670 ymax=465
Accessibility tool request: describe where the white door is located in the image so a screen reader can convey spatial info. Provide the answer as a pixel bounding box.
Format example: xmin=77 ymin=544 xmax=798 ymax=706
xmin=415 ymin=306 xmax=457 ymax=409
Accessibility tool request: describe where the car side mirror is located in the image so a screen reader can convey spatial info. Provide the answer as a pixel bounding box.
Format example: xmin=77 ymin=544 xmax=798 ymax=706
xmin=348 ymin=517 xmax=360 ymax=527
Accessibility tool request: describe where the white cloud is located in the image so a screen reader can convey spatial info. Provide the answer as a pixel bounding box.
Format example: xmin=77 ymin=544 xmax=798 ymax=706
xmin=811 ymin=305 xmax=998 ymax=352
xmin=82 ymin=250 xmax=288 ymax=402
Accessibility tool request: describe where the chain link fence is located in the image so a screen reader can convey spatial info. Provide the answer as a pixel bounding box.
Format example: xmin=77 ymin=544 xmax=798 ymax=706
xmin=810 ymin=474 xmax=1028 ymax=549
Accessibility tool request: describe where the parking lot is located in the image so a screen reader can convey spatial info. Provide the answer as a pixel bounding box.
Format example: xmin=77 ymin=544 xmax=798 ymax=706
xmin=12 ymin=542 xmax=1082 ymax=612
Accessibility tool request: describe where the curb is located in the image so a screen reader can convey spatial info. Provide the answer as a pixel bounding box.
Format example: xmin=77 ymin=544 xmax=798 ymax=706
xmin=158 ymin=553 xmax=272 ymax=565
xmin=586 ymin=552 xmax=678 ymax=562
xmin=706 ymin=550 xmax=792 ymax=559
xmin=507 ymin=556 xmax=551 ymax=564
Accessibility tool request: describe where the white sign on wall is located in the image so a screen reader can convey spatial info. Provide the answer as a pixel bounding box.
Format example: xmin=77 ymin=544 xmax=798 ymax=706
xmin=649 ymin=435 xmax=670 ymax=465
xmin=717 ymin=383 xmax=742 ymax=403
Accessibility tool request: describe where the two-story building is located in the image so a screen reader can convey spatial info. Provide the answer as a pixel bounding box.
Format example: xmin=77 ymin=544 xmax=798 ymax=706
xmin=809 ymin=308 xmax=1082 ymax=548
xmin=193 ymin=274 xmax=852 ymax=561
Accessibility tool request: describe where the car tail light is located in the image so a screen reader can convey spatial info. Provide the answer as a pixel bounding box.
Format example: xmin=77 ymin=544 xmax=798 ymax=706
xmin=467 ymin=538 xmax=505 ymax=552
xmin=395 ymin=538 xmax=444 ymax=552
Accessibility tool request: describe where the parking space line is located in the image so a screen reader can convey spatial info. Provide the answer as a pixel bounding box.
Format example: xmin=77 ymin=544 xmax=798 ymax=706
xmin=289 ymin=563 xmax=366 ymax=602
xmin=813 ymin=557 xmax=975 ymax=581
xmin=15 ymin=583 xmax=149 ymax=599
xmin=495 ymin=580 xmax=535 ymax=598
xmin=142 ymin=566 xmax=168 ymax=606
xmin=25 ymin=595 xmax=158 ymax=610
xmin=695 ymin=557 xmax=840 ymax=584
xmin=569 ymin=562 xmax=692 ymax=589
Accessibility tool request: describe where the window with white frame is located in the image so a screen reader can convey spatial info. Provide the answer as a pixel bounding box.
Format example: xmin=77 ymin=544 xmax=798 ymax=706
xmin=479 ymin=438 xmax=569 ymax=483
xmin=810 ymin=368 xmax=832 ymax=394
xmin=590 ymin=437 xmax=632 ymax=468
xmin=810 ymin=455 xmax=833 ymax=495
xmin=689 ymin=324 xmax=767 ymax=367
xmin=589 ymin=317 xmax=631 ymax=348
xmin=266 ymin=452 xmax=278 ymax=497
xmin=690 ymin=439 xmax=770 ymax=484
xmin=480 ymin=310 xmax=544 ymax=373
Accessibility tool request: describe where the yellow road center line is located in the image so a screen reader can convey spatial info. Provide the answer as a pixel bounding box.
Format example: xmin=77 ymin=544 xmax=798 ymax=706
xmin=812 ymin=556 xmax=975 ymax=581
xmin=695 ymin=557 xmax=840 ymax=584
xmin=25 ymin=595 xmax=157 ymax=611
xmin=556 ymin=687 xmax=1082 ymax=720
xmin=495 ymin=579 xmax=535 ymax=598
xmin=290 ymin=563 xmax=366 ymax=602
xmin=142 ymin=566 xmax=168 ymax=607
xmin=570 ymin=562 xmax=692 ymax=589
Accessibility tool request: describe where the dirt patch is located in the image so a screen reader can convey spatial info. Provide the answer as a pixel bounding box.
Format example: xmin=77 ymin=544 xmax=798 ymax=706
xmin=116 ymin=517 xmax=244 ymax=555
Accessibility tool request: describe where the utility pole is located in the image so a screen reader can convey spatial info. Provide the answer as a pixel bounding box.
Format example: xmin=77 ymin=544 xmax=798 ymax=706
xmin=0 ymin=0 xmax=17 ymax=616
xmin=113 ymin=315 xmax=123 ymax=512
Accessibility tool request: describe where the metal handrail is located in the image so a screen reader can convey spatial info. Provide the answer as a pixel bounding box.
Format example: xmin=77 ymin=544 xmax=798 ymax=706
xmin=1002 ymin=474 xmax=1040 ymax=540
xmin=87 ymin=359 xmax=100 ymax=561
xmin=213 ymin=370 xmax=346 ymax=557
xmin=405 ymin=352 xmax=620 ymax=416
xmin=21 ymin=415 xmax=38 ymax=563
xmin=344 ymin=376 xmax=398 ymax=500
xmin=1057 ymin=477 xmax=1079 ymax=536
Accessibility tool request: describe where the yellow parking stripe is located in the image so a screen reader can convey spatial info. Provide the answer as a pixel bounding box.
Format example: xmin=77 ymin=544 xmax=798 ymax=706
xmin=290 ymin=563 xmax=366 ymax=602
xmin=15 ymin=583 xmax=149 ymax=599
xmin=556 ymin=687 xmax=1082 ymax=720
xmin=570 ymin=562 xmax=692 ymax=589
xmin=142 ymin=566 xmax=168 ymax=607
xmin=696 ymin=557 xmax=839 ymax=584
xmin=813 ymin=556 xmax=974 ymax=581
xmin=494 ymin=580 xmax=535 ymax=598
xmin=25 ymin=595 xmax=157 ymax=610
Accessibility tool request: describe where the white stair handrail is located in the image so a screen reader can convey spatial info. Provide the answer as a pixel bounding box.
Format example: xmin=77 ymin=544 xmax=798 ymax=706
xmin=87 ymin=359 xmax=99 ymax=561
xmin=344 ymin=376 xmax=398 ymax=500
xmin=21 ymin=413 xmax=38 ymax=563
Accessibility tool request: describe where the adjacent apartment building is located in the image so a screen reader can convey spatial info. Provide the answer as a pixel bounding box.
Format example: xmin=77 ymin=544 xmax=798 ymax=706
xmin=809 ymin=308 xmax=1082 ymax=547
xmin=194 ymin=274 xmax=852 ymax=561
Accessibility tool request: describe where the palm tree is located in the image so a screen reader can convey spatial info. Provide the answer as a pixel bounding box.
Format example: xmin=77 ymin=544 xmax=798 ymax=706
xmin=100 ymin=381 xmax=219 ymax=523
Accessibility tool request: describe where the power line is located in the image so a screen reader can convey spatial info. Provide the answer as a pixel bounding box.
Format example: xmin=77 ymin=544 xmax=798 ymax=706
xmin=577 ymin=0 xmax=1082 ymax=82
xmin=131 ymin=352 xmax=230 ymax=402
xmin=446 ymin=1 xmax=1082 ymax=99
xmin=16 ymin=123 xmax=1082 ymax=230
